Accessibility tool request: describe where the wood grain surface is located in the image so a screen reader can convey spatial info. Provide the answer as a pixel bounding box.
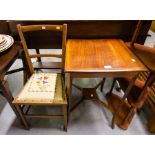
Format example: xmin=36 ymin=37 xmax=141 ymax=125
xmin=65 ymin=39 xmax=147 ymax=73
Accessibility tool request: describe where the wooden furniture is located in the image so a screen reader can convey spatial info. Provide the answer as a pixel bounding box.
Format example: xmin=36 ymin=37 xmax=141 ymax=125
xmin=7 ymin=20 xmax=151 ymax=46
xmin=12 ymin=24 xmax=68 ymax=131
xmin=110 ymin=20 xmax=155 ymax=130
xmin=1 ymin=21 xmax=151 ymax=69
xmin=65 ymin=39 xmax=148 ymax=128
xmin=0 ymin=43 xmax=24 ymax=124
xmin=125 ymin=43 xmax=155 ymax=132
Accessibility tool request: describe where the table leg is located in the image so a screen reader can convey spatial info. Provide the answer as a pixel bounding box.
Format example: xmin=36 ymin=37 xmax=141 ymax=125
xmin=111 ymin=74 xmax=138 ymax=129
xmin=100 ymin=78 xmax=106 ymax=92
xmin=109 ymin=78 xmax=117 ymax=95
xmin=0 ymin=80 xmax=24 ymax=125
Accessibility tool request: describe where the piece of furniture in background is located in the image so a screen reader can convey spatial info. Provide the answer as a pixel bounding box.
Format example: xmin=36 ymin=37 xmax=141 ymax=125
xmin=124 ymin=21 xmax=155 ymax=132
xmin=0 ymin=20 xmax=10 ymax=35
xmin=126 ymin=43 xmax=155 ymax=132
xmin=13 ymin=24 xmax=68 ymax=131
xmin=65 ymin=39 xmax=148 ymax=129
xmin=107 ymin=71 xmax=151 ymax=130
xmin=6 ymin=20 xmax=151 ymax=45
xmin=0 ymin=43 xmax=24 ymax=124
xmin=108 ymin=21 xmax=155 ymax=130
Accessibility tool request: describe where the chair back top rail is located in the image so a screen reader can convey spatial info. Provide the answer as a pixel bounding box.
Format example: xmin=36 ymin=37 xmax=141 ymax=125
xmin=20 ymin=25 xmax=63 ymax=32
xmin=17 ymin=24 xmax=67 ymax=74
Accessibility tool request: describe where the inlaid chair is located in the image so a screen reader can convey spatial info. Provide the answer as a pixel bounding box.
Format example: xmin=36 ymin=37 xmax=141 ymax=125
xmin=12 ymin=24 xmax=68 ymax=131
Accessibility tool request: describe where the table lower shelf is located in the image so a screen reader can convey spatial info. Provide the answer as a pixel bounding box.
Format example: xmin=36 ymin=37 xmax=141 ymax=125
xmin=69 ymin=79 xmax=137 ymax=130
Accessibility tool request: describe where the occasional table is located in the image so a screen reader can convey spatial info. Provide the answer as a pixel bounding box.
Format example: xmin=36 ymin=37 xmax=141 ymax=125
xmin=65 ymin=39 xmax=148 ymax=128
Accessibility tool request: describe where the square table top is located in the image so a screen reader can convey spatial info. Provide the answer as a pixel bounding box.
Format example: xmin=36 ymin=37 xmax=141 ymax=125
xmin=65 ymin=39 xmax=148 ymax=73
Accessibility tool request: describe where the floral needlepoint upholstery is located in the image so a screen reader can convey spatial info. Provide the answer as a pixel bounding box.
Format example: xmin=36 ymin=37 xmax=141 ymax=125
xmin=15 ymin=73 xmax=57 ymax=103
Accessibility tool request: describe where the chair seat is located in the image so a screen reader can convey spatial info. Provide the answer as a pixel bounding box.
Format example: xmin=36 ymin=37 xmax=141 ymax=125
xmin=13 ymin=73 xmax=67 ymax=105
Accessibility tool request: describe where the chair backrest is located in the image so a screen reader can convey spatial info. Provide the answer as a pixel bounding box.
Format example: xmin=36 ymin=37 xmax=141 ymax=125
xmin=130 ymin=20 xmax=143 ymax=46
xmin=17 ymin=24 xmax=67 ymax=75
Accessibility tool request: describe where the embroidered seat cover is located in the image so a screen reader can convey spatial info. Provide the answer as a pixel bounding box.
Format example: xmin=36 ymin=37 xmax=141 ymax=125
xmin=15 ymin=73 xmax=57 ymax=102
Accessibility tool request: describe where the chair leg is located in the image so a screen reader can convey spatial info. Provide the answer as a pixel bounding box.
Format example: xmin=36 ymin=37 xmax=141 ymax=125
xmin=63 ymin=105 xmax=68 ymax=132
xmin=109 ymin=78 xmax=116 ymax=95
xmin=15 ymin=105 xmax=30 ymax=130
xmin=100 ymin=78 xmax=106 ymax=92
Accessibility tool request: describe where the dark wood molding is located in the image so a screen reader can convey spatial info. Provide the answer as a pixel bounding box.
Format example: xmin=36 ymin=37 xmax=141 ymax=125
xmin=1 ymin=20 xmax=151 ymax=49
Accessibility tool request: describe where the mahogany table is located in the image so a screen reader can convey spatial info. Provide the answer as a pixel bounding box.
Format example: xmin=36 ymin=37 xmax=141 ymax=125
xmin=0 ymin=43 xmax=24 ymax=124
xmin=65 ymin=39 xmax=148 ymax=128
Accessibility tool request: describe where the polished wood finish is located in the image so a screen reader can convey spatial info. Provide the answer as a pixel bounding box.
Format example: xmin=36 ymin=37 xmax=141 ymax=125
xmin=65 ymin=39 xmax=147 ymax=73
xmin=126 ymin=42 xmax=155 ymax=71
xmin=65 ymin=39 xmax=148 ymax=129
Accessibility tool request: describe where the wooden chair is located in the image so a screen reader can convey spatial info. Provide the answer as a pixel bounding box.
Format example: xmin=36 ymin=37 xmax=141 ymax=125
xmin=106 ymin=21 xmax=155 ymax=130
xmin=12 ymin=24 xmax=68 ymax=131
xmin=125 ymin=43 xmax=155 ymax=132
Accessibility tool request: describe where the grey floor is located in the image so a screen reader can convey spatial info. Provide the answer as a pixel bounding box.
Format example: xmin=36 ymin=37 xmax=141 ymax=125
xmin=0 ymin=31 xmax=154 ymax=135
